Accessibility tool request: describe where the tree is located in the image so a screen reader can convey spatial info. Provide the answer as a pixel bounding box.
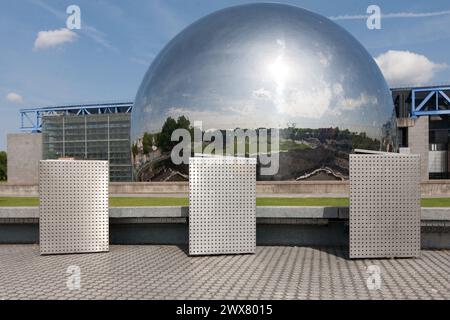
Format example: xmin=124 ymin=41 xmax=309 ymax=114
xmin=177 ymin=115 xmax=190 ymax=130
xmin=140 ymin=116 xmax=192 ymax=155
xmin=142 ymin=132 xmax=153 ymax=154
xmin=0 ymin=151 xmax=7 ymax=181
xmin=156 ymin=117 xmax=177 ymax=151
xmin=156 ymin=116 xmax=192 ymax=152
xmin=131 ymin=143 xmax=138 ymax=158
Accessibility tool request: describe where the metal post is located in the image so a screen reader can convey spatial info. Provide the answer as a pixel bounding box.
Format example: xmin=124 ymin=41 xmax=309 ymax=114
xmin=436 ymin=90 xmax=439 ymax=110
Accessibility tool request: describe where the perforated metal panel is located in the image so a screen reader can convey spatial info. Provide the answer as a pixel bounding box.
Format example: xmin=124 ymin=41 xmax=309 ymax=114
xmin=189 ymin=156 xmax=256 ymax=255
xmin=39 ymin=160 xmax=109 ymax=255
xmin=349 ymin=154 xmax=421 ymax=259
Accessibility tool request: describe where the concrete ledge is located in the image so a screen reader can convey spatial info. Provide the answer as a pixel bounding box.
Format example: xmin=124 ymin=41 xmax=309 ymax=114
xmin=0 ymin=185 xmax=39 ymax=197
xmin=256 ymin=206 xmax=343 ymax=218
xmin=0 ymin=207 xmax=39 ymax=218
xmin=0 ymin=206 xmax=449 ymax=220
xmin=110 ymin=206 xmax=189 ymax=218
xmin=421 ymin=207 xmax=450 ymax=220
xmin=112 ymin=205 xmax=450 ymax=223
xmin=2 ymin=180 xmax=450 ymax=196
xmin=109 ymin=182 xmax=189 ymax=194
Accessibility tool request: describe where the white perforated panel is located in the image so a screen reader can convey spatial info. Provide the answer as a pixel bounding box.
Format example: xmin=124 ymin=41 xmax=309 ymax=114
xmin=39 ymin=160 xmax=109 ymax=255
xmin=349 ymin=154 xmax=421 ymax=259
xmin=189 ymin=156 xmax=256 ymax=255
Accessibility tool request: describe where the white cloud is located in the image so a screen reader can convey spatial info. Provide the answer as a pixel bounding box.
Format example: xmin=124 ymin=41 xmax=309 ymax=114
xmin=249 ymin=80 xmax=379 ymax=120
xmin=332 ymin=83 xmax=344 ymax=95
xmin=279 ymin=84 xmax=333 ymax=119
xmin=330 ymin=10 xmax=450 ymax=21
xmin=318 ymin=52 xmax=332 ymax=67
xmin=6 ymin=92 xmax=24 ymax=104
xmin=253 ymin=88 xmax=272 ymax=100
xmin=375 ymin=50 xmax=448 ymax=87
xmin=167 ymin=106 xmax=259 ymax=129
xmin=34 ymin=28 xmax=78 ymax=50
xmin=338 ymin=93 xmax=378 ymax=111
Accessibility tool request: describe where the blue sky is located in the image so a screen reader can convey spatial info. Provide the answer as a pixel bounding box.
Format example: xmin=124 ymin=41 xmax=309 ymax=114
xmin=1 ymin=0 xmax=450 ymax=150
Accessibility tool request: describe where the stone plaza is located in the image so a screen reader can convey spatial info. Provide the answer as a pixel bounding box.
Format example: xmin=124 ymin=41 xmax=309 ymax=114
xmin=0 ymin=245 xmax=448 ymax=300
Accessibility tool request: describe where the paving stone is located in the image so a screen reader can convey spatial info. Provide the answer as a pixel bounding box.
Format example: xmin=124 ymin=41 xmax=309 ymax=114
xmin=0 ymin=245 xmax=448 ymax=300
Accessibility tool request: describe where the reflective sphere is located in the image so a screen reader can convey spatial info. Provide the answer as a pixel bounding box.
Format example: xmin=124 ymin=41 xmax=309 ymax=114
xmin=131 ymin=3 xmax=397 ymax=181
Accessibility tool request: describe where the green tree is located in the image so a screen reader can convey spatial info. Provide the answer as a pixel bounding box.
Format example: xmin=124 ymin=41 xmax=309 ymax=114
xmin=156 ymin=116 xmax=192 ymax=152
xmin=177 ymin=115 xmax=190 ymax=130
xmin=131 ymin=143 xmax=138 ymax=158
xmin=157 ymin=117 xmax=177 ymax=151
xmin=138 ymin=116 xmax=193 ymax=154
xmin=0 ymin=151 xmax=7 ymax=181
xmin=142 ymin=132 xmax=153 ymax=154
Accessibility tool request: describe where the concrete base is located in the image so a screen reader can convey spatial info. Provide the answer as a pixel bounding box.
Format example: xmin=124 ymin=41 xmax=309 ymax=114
xmin=0 ymin=223 xmax=448 ymax=249
xmin=0 ymin=224 xmax=37 ymax=243
xmin=110 ymin=222 xmax=349 ymax=247
xmin=0 ymin=206 xmax=448 ymax=248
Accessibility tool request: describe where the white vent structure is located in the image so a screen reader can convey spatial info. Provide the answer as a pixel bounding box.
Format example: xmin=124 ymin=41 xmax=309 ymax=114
xmin=189 ymin=156 xmax=256 ymax=255
xmin=39 ymin=160 xmax=109 ymax=255
xmin=349 ymin=153 xmax=421 ymax=259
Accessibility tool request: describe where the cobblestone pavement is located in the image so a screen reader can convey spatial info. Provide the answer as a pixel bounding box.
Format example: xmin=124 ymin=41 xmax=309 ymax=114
xmin=0 ymin=245 xmax=448 ymax=300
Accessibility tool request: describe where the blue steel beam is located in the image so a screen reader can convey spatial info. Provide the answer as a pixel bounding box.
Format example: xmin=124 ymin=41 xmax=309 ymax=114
xmin=20 ymin=101 xmax=133 ymax=132
xmin=411 ymin=86 xmax=450 ymax=118
xmin=439 ymin=90 xmax=450 ymax=105
xmin=413 ymin=110 xmax=450 ymax=116
xmin=414 ymin=91 xmax=435 ymax=112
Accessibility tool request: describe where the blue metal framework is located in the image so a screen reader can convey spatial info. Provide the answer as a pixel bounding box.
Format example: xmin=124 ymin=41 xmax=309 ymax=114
xmin=20 ymin=101 xmax=133 ymax=132
xmin=411 ymin=86 xmax=450 ymax=118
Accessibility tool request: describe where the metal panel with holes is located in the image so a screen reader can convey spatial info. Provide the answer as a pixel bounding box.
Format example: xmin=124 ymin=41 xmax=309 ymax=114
xmin=39 ymin=160 xmax=109 ymax=255
xmin=349 ymin=154 xmax=421 ymax=259
xmin=189 ymin=156 xmax=256 ymax=255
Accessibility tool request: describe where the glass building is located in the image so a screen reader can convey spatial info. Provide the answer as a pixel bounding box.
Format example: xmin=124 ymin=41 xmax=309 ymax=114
xmin=42 ymin=113 xmax=132 ymax=182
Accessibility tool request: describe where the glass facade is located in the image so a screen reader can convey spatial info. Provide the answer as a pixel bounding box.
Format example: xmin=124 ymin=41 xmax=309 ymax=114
xmin=42 ymin=114 xmax=132 ymax=182
xmin=429 ymin=116 xmax=450 ymax=179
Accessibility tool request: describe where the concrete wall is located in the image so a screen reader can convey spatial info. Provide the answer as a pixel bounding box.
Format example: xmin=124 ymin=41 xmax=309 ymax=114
xmin=408 ymin=117 xmax=429 ymax=181
xmin=7 ymin=133 xmax=43 ymax=185
xmin=3 ymin=180 xmax=450 ymax=196
xmin=108 ymin=181 xmax=349 ymax=195
xmin=3 ymin=222 xmax=446 ymax=249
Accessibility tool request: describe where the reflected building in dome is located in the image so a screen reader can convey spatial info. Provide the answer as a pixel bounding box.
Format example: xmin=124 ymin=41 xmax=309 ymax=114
xmin=131 ymin=3 xmax=397 ymax=181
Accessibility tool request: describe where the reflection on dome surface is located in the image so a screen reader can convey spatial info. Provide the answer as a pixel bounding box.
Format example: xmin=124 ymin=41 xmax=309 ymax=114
xmin=131 ymin=3 xmax=397 ymax=182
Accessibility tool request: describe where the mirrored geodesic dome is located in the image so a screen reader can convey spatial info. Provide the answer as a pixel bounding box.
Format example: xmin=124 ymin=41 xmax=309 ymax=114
xmin=131 ymin=3 xmax=397 ymax=181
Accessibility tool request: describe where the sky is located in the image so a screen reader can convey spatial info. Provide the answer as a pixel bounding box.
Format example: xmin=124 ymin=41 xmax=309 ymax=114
xmin=1 ymin=0 xmax=450 ymax=150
